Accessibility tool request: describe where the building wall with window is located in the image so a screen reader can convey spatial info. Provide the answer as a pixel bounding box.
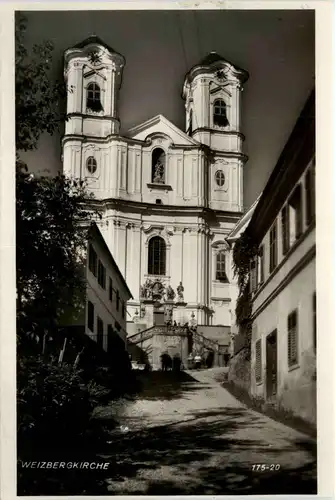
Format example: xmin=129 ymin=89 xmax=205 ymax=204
xmin=85 ymin=223 xmax=133 ymax=351
xmin=248 ymin=91 xmax=315 ymax=424
xmin=62 ymin=37 xmax=249 ymax=333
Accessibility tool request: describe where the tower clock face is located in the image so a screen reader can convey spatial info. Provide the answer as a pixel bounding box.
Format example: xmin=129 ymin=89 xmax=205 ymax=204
xmin=88 ymin=51 xmax=102 ymax=65
xmin=216 ymin=66 xmax=229 ymax=80
xmin=216 ymin=70 xmax=225 ymax=80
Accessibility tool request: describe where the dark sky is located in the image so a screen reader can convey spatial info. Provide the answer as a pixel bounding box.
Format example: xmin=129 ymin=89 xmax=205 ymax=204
xmin=21 ymin=9 xmax=315 ymax=208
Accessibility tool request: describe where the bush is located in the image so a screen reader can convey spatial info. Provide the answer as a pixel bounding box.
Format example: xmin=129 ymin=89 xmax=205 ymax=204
xmin=17 ymin=355 xmax=95 ymax=452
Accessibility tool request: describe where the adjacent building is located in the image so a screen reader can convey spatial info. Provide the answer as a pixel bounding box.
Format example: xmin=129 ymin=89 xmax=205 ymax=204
xmin=86 ymin=222 xmax=133 ymax=352
xmin=247 ymin=90 xmax=316 ymax=424
xmin=59 ymin=222 xmax=133 ymax=361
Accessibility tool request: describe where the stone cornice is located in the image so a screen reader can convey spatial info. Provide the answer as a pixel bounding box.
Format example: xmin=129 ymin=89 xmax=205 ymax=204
xmin=66 ymin=112 xmax=120 ymax=122
xmin=90 ymin=198 xmax=243 ymax=221
xmin=62 ymin=133 xmax=145 ymax=147
xmin=193 ymin=127 xmax=246 ymax=142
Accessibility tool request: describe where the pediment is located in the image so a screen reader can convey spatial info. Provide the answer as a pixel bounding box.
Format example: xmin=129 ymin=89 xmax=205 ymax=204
xmin=127 ymin=114 xmax=199 ymax=147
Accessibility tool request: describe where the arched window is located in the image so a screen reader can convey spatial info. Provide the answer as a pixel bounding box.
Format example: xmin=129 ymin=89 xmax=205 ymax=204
xmin=87 ymin=82 xmax=103 ymax=112
xmin=188 ymin=109 xmax=193 ymax=136
xmin=151 ymin=148 xmax=165 ymax=184
xmin=216 ymin=251 xmax=228 ymax=282
xmin=213 ymin=99 xmax=229 ymax=127
xmin=86 ymin=156 xmax=97 ymax=174
xmin=148 ymin=236 xmax=166 ymax=276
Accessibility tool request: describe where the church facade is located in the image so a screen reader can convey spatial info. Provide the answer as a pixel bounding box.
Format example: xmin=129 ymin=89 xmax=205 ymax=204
xmin=62 ymin=36 xmax=249 ymax=334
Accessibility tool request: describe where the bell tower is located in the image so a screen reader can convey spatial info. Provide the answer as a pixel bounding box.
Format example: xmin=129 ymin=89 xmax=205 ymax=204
xmin=182 ymin=52 xmax=249 ymax=213
xmin=62 ymin=36 xmax=125 ymax=179
xmin=182 ymin=52 xmax=248 ymax=149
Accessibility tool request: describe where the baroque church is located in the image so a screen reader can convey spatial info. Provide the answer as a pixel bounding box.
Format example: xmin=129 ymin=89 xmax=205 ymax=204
xmin=62 ymin=36 xmax=249 ymax=339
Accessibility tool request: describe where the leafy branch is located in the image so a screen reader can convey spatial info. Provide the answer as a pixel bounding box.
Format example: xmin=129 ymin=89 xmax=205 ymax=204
xmin=232 ymin=230 xmax=258 ymax=351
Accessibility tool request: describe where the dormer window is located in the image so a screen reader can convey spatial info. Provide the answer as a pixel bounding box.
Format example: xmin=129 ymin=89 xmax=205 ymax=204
xmin=213 ymin=99 xmax=229 ymax=127
xmin=151 ymin=148 xmax=165 ymax=184
xmin=86 ymin=82 xmax=103 ymax=112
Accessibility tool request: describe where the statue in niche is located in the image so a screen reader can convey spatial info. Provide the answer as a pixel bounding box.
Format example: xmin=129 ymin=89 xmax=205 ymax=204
xmin=141 ymin=279 xmax=154 ymax=299
xmin=153 ymin=160 xmax=164 ymax=184
xmin=152 ymin=280 xmax=165 ymax=299
xmin=165 ymin=285 xmax=175 ymax=301
xmin=177 ymin=281 xmax=184 ymax=301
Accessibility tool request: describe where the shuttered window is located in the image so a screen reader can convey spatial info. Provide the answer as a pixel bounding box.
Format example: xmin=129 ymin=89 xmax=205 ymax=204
xmin=269 ymin=222 xmax=278 ymax=273
xmin=87 ymin=301 xmax=94 ymax=332
xmin=109 ymin=277 xmax=113 ymax=302
xmin=305 ymin=162 xmax=315 ymax=226
xmin=281 ymin=204 xmax=290 ymax=255
xmin=288 ymin=310 xmax=298 ymax=367
xmin=88 ymin=244 xmax=98 ymax=276
xmin=258 ymin=245 xmax=264 ymax=285
xmin=255 ymin=340 xmax=262 ymax=383
xmin=288 ymin=184 xmax=303 ymax=243
xmin=98 ymin=260 xmax=106 ymax=289
xmin=250 ymin=257 xmax=257 ymax=293
xmin=97 ymin=317 xmax=104 ymax=349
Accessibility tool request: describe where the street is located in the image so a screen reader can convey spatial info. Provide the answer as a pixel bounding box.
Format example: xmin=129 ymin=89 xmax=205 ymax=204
xmin=94 ymin=368 xmax=317 ymax=495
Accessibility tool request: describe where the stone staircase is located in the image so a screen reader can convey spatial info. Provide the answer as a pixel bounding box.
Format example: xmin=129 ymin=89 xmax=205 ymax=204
xmin=127 ymin=326 xmax=155 ymax=345
xmin=127 ymin=325 xmax=228 ymax=368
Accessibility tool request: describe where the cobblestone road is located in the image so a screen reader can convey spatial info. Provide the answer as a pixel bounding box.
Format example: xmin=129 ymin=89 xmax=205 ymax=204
xmin=95 ymin=369 xmax=317 ymax=495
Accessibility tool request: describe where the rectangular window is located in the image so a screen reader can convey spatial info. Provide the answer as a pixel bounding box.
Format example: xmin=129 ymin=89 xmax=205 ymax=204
xmin=281 ymin=204 xmax=290 ymax=255
xmin=116 ymin=290 xmax=120 ymax=311
xmin=122 ymin=301 xmax=126 ymax=319
xmin=305 ymin=163 xmax=316 ymax=226
xmin=313 ymin=292 xmax=317 ymax=352
xmin=87 ymin=301 xmax=94 ymax=332
xmin=97 ymin=317 xmax=104 ymax=349
xmin=250 ymin=257 xmax=257 ymax=293
xmin=258 ymin=245 xmax=264 ymax=285
xmin=288 ymin=309 xmax=299 ymax=367
xmin=288 ymin=184 xmax=303 ymax=244
xmin=216 ymin=251 xmax=228 ymax=282
xmin=107 ymin=324 xmax=114 ymax=354
xmin=109 ymin=277 xmax=113 ymax=302
xmin=255 ymin=339 xmax=262 ymax=383
xmin=98 ymin=260 xmax=106 ymax=289
xmin=88 ymin=244 xmax=98 ymax=277
xmin=269 ymin=222 xmax=278 ymax=273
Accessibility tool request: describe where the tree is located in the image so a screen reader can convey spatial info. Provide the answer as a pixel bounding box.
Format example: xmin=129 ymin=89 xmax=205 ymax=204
xmin=15 ymin=14 xmax=99 ymax=344
xmin=16 ymin=167 xmax=97 ymax=343
xmin=15 ymin=13 xmax=68 ymax=152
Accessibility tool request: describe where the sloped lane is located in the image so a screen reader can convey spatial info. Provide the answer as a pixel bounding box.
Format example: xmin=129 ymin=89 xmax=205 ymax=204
xmin=97 ymin=369 xmax=316 ymax=494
